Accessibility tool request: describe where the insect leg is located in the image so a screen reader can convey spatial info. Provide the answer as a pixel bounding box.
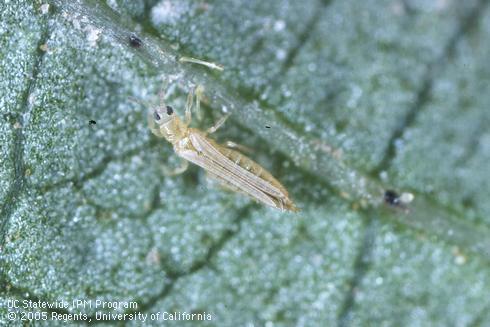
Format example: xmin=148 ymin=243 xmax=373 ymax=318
xmin=206 ymin=114 xmax=230 ymax=134
xmin=179 ymin=56 xmax=224 ymax=72
xmin=184 ymin=89 xmax=194 ymax=125
xmin=162 ymin=159 xmax=189 ymax=176
xmin=195 ymin=85 xmax=205 ymax=121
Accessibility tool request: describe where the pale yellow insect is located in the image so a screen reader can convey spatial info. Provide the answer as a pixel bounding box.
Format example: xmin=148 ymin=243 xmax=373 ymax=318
xmin=147 ymin=88 xmax=298 ymax=212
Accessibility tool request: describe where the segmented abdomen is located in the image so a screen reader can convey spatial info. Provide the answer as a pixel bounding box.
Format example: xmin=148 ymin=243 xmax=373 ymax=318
xmin=216 ymin=143 xmax=290 ymax=198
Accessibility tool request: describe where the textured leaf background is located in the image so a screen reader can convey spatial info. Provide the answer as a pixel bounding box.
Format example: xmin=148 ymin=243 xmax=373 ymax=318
xmin=1 ymin=0 xmax=490 ymax=326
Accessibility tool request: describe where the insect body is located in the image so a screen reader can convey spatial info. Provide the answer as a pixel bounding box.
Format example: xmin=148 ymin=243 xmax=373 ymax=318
xmin=147 ymin=89 xmax=298 ymax=212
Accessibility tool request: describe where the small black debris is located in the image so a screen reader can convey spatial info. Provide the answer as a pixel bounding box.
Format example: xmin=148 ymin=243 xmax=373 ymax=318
xmin=89 ymin=120 xmax=97 ymax=125
xmin=384 ymin=190 xmax=399 ymax=206
xmin=265 ymin=125 xmax=271 ymax=129
xmin=129 ymin=34 xmax=142 ymax=48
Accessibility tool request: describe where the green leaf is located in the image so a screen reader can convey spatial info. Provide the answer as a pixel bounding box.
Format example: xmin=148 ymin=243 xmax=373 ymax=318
xmin=1 ymin=0 xmax=490 ymax=325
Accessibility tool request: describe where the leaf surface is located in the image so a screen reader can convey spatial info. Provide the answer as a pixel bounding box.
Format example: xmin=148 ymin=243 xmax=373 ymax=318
xmin=1 ymin=0 xmax=490 ymax=325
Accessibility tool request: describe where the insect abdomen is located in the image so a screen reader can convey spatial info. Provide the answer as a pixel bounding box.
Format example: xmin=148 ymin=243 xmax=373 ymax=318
xmin=218 ymin=145 xmax=290 ymax=199
xmin=186 ymin=131 xmax=298 ymax=212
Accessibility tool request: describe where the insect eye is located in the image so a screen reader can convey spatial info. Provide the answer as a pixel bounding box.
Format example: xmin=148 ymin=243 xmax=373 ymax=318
xmin=166 ymin=105 xmax=174 ymax=115
xmin=154 ymin=111 xmax=161 ymax=121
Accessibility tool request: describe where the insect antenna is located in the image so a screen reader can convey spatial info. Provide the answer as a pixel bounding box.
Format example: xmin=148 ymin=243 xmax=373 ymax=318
xmin=128 ymin=96 xmax=152 ymax=109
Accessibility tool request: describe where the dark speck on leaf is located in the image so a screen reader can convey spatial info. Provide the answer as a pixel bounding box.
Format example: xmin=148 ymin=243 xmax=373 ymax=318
xmin=129 ymin=34 xmax=142 ymax=48
xmin=89 ymin=120 xmax=97 ymax=125
xmin=265 ymin=125 xmax=271 ymax=128
xmin=384 ymin=190 xmax=400 ymax=206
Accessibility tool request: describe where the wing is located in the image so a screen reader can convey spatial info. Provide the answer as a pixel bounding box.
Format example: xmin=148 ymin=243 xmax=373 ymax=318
xmin=175 ymin=132 xmax=297 ymax=211
xmin=177 ymin=147 xmax=279 ymax=208
xmin=189 ymin=133 xmax=286 ymax=199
